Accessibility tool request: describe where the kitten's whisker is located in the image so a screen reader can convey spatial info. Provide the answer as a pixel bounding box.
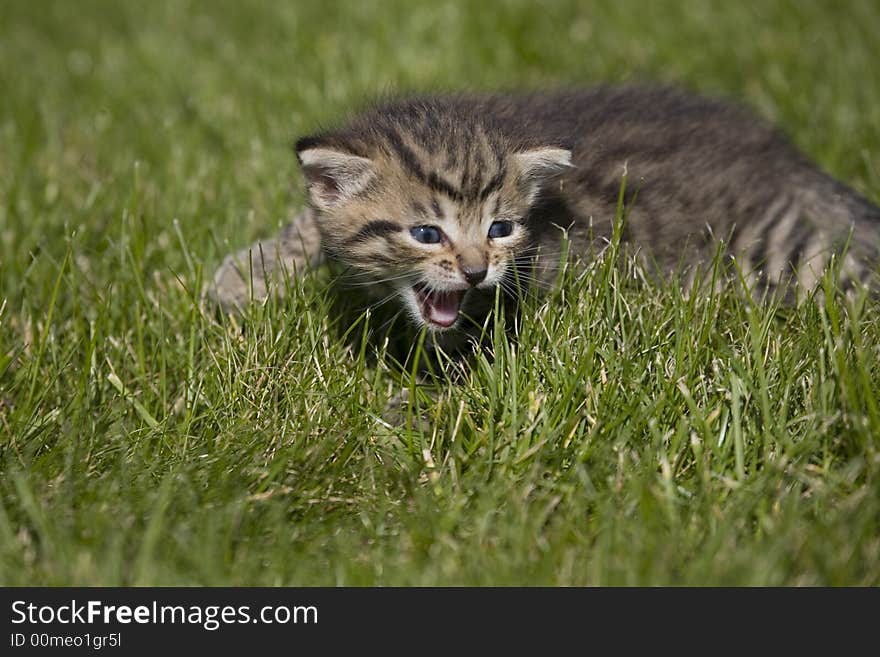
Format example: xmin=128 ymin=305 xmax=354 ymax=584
xmin=511 ymin=265 xmax=564 ymax=278
xmin=512 ymin=249 xmax=568 ymax=258
xmin=373 ymin=286 xmax=409 ymax=308
xmin=512 ymin=244 xmax=570 ymax=256
xmin=344 ymin=278 xmax=408 ymax=289
xmin=340 ymin=268 xmax=411 ymax=281
xmin=501 ymin=272 xmax=558 ymax=294
xmin=511 ymin=257 xmax=567 ymax=268
xmin=341 ymin=271 xmax=416 ymax=287
xmin=367 ymin=293 xmax=403 ymax=314
xmin=375 ymin=309 xmax=406 ymax=335
xmin=506 ymin=265 xmax=564 ymax=284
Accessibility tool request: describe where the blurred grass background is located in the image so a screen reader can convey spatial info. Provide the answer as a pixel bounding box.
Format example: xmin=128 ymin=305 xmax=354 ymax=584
xmin=0 ymin=0 xmax=878 ymax=585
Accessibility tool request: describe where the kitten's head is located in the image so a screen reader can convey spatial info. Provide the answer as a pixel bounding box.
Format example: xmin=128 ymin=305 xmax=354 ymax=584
xmin=294 ymin=103 xmax=570 ymax=331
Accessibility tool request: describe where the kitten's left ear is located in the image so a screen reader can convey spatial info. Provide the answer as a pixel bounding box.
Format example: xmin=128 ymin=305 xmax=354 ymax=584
xmin=295 ymin=142 xmax=375 ymax=210
xmin=513 ymin=147 xmax=573 ymax=204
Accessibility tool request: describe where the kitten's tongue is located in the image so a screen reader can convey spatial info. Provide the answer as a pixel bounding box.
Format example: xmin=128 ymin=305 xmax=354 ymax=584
xmin=418 ymin=288 xmax=463 ymax=327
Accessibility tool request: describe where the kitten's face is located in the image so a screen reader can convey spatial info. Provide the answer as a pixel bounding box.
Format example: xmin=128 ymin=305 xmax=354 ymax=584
xmin=296 ymin=138 xmax=570 ymax=332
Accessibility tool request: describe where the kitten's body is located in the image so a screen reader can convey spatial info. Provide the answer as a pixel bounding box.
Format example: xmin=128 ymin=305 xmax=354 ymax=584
xmin=210 ymin=86 xmax=880 ymax=347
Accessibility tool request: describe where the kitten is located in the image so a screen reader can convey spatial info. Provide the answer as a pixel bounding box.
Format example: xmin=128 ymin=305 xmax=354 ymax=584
xmin=210 ymin=85 xmax=880 ymax=347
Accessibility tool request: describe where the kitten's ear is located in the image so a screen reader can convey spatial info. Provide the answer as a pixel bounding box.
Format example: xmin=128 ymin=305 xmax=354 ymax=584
xmin=513 ymin=147 xmax=573 ymax=204
xmin=296 ymin=144 xmax=375 ymax=210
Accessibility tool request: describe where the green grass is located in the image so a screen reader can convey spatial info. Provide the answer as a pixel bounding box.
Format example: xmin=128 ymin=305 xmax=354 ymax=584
xmin=1 ymin=0 xmax=879 ymax=585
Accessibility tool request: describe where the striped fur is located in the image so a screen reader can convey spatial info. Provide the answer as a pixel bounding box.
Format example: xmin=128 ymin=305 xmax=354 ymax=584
xmin=210 ymin=85 xmax=880 ymax=338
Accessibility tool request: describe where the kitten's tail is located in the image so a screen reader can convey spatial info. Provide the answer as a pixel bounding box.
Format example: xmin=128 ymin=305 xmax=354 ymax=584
xmin=793 ymin=170 xmax=880 ymax=293
xmin=733 ymin=168 xmax=880 ymax=296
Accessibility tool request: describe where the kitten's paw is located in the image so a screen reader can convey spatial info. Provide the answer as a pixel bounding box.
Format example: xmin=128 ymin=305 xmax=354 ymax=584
xmin=381 ymin=386 xmax=437 ymax=432
xmin=206 ymin=208 xmax=323 ymax=312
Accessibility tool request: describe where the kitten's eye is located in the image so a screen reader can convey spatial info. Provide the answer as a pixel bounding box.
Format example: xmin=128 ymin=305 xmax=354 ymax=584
xmin=410 ymin=225 xmax=443 ymax=244
xmin=488 ymin=220 xmax=514 ymax=239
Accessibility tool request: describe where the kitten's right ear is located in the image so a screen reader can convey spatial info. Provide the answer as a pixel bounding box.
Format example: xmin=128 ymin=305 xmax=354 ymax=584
xmin=513 ymin=147 xmax=573 ymax=204
xmin=295 ymin=141 xmax=375 ymax=210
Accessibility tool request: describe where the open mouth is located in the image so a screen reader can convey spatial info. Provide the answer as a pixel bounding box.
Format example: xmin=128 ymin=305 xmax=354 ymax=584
xmin=413 ymin=283 xmax=465 ymax=328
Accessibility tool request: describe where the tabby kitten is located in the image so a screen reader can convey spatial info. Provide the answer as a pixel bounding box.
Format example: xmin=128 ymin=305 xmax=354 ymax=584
xmin=210 ymin=85 xmax=880 ymax=346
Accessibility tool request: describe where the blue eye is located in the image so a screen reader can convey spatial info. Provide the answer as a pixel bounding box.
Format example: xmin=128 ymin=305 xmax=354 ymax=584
xmin=488 ymin=220 xmax=514 ymax=239
xmin=410 ymin=225 xmax=443 ymax=244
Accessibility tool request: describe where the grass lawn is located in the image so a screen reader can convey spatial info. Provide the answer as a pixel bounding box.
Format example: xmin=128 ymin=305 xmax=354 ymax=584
xmin=1 ymin=0 xmax=879 ymax=585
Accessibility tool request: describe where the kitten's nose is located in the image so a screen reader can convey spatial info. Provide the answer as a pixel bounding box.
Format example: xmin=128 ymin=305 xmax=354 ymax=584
xmin=458 ymin=248 xmax=488 ymax=287
xmin=461 ymin=264 xmax=488 ymax=287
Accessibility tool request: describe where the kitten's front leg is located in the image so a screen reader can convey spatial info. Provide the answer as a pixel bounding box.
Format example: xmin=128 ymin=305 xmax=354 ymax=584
xmin=208 ymin=207 xmax=325 ymax=311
